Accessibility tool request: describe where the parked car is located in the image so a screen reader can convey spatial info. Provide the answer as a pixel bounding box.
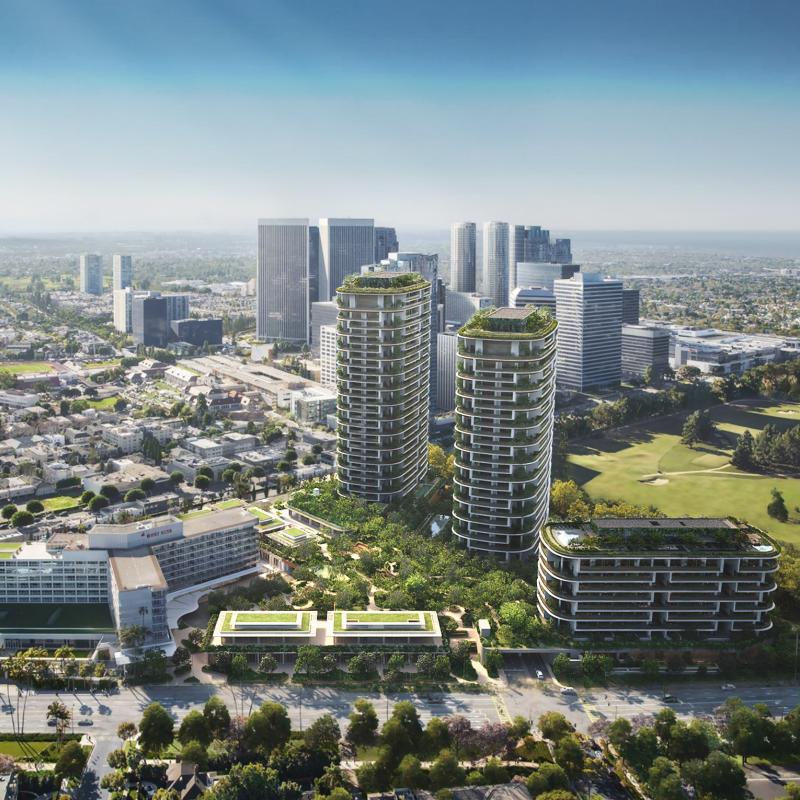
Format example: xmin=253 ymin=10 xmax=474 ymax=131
xmin=536 ymin=670 xmax=545 ymax=680
xmin=721 ymin=683 xmax=736 ymax=690
xmin=662 ymin=694 xmax=678 ymax=703
xmin=560 ymin=686 xmax=577 ymax=695
xmin=78 ymin=719 xmax=94 ymax=726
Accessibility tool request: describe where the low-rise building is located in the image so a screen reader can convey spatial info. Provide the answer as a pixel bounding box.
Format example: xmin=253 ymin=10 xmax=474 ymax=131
xmin=621 ymin=324 xmax=670 ymax=379
xmin=212 ymin=609 xmax=319 ymax=646
xmin=538 ymin=517 xmax=779 ymax=641
xmin=327 ymin=610 xmax=442 ymax=646
xmin=0 ymin=390 xmax=40 ymax=409
xmin=290 ymin=387 xmax=336 ymax=424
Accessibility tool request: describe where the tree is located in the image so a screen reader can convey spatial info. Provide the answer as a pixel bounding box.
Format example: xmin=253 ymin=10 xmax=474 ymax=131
xmin=170 ymin=471 xmax=185 ymax=485
xmin=203 ymin=763 xmax=283 ymax=800
xmin=258 ymin=654 xmax=277 ymax=674
xmin=119 ymin=624 xmax=146 ymax=648
xmin=55 ymin=740 xmax=88 ymax=780
xmin=682 ymin=751 xmax=746 ymax=800
xmin=243 ymin=701 xmax=291 ymax=757
xmin=1 ymin=503 xmax=17 ymax=519
xmin=179 ymin=740 xmax=208 ymax=767
xmin=88 ymin=495 xmax=109 ymax=512
xmin=203 ymin=696 xmax=231 ymax=739
xmin=178 ymin=710 xmax=212 ymax=747
xmin=139 ymin=702 xmax=175 ymax=755
xmin=527 ymin=764 xmax=569 ymax=798
xmin=125 ymin=488 xmax=146 ymax=502
xmin=533 ymin=791 xmax=576 ymax=800
xmin=347 ymin=699 xmax=379 ymax=747
xmin=99 ymin=484 xmax=120 ymax=501
xmin=538 ymin=712 xmax=573 ymax=742
xmin=653 ymin=708 xmax=677 ymax=743
xmin=554 ymin=734 xmax=584 ymax=778
xmin=482 ymin=758 xmax=510 ymax=784
xmin=396 ymin=754 xmax=428 ymax=789
xmin=549 ymin=480 xmax=589 ymax=519
xmin=80 ymin=490 xmax=95 ymax=505
xmin=117 ymin=721 xmax=138 ymax=741
xmin=768 ymin=488 xmax=789 ymax=523
xmin=381 ymin=701 xmax=423 ymax=757
xmin=668 ymin=720 xmax=712 ymax=764
xmin=195 ymin=474 xmax=211 ymax=490
xmin=428 ymin=750 xmax=465 ymax=791
xmin=11 ymin=509 xmax=34 ymax=527
xmin=731 ymin=429 xmax=755 ymax=470
xmin=172 ymin=645 xmax=191 ymax=666
xmin=304 ymin=713 xmax=341 ymax=755
xmin=681 ymin=410 xmax=715 ymax=446
xmin=25 ymin=499 xmax=44 ymax=514
xmin=296 ymin=645 xmax=324 ymax=676
xmin=356 ymin=750 xmax=393 ymax=792
xmin=647 ymin=757 xmax=687 ymax=800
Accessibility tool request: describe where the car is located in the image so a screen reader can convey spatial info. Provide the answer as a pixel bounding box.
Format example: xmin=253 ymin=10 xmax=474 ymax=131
xmin=47 ymin=718 xmax=57 ymax=726
xmin=560 ymin=686 xmax=577 ymax=695
xmin=77 ymin=719 xmax=94 ymax=726
xmin=721 ymin=683 xmax=736 ymax=690
xmin=662 ymin=694 xmax=678 ymax=703
xmin=536 ymin=670 xmax=545 ymax=680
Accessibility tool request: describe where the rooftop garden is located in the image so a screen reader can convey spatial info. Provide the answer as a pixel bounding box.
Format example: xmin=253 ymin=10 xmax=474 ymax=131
xmin=459 ymin=306 xmax=557 ymax=340
xmin=333 ymin=610 xmax=435 ymax=632
xmin=0 ymin=543 xmax=20 ymax=559
xmin=339 ymin=271 xmax=429 ymax=293
xmin=289 ymin=478 xmax=383 ymax=529
xmin=220 ymin=610 xmax=311 ymax=633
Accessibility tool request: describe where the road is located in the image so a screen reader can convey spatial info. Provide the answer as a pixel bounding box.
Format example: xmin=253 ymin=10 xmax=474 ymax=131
xmin=0 ymin=683 xmax=500 ymax=736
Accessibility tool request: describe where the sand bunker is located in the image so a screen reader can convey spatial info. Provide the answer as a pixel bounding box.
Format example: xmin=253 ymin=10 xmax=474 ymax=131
xmin=641 ymin=477 xmax=669 ymax=486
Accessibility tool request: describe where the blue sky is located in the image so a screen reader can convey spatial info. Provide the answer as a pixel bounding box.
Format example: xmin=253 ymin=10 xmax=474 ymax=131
xmin=1 ymin=0 xmax=798 ymax=232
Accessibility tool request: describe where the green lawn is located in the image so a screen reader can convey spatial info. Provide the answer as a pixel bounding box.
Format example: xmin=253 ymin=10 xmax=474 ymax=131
xmin=567 ymin=400 xmax=800 ymax=545
xmin=84 ymin=359 xmax=121 ymax=369
xmin=333 ymin=610 xmax=434 ymax=631
xmin=246 ymin=506 xmax=274 ymax=521
xmin=221 ymin=610 xmax=310 ymax=632
xmin=283 ymin=527 xmax=308 ymax=539
xmin=0 ymin=543 xmax=20 ymax=560
xmin=216 ymin=499 xmax=244 ymax=510
xmin=0 ymin=361 xmax=54 ymax=374
xmin=86 ymin=395 xmax=119 ymax=410
xmin=0 ymin=603 xmax=114 ymax=632
xmin=42 ymin=495 xmax=81 ymax=512
xmin=0 ymin=739 xmax=60 ymax=758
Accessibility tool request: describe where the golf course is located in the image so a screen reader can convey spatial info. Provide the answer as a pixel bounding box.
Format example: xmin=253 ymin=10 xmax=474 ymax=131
xmin=567 ymin=399 xmax=800 ymax=545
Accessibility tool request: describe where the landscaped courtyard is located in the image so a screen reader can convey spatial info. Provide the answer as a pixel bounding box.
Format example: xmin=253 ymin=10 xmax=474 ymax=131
xmin=567 ymin=399 xmax=800 ymax=544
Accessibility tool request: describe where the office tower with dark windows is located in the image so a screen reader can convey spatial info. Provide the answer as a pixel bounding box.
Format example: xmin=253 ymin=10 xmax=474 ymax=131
xmin=308 ymin=224 xmax=321 ymax=304
xmin=622 ymin=288 xmax=641 ymax=325
xmin=256 ymin=218 xmax=310 ymax=343
xmin=554 ymin=273 xmax=623 ymax=391
xmin=374 ymin=226 xmax=399 ymax=262
xmin=80 ymin=254 xmax=103 ymax=295
xmin=163 ymin=294 xmax=190 ymax=324
xmin=336 ymin=271 xmax=431 ymax=503
xmin=112 ymin=255 xmax=133 ymax=291
xmin=622 ymin=324 xmax=670 ymax=379
xmin=319 ymin=218 xmax=374 ymax=301
xmin=515 ymin=262 xmax=580 ymax=291
xmin=450 ymin=222 xmax=477 ymax=292
xmin=453 ymin=307 xmax=557 ymax=560
xmin=482 ymin=221 xmax=509 ymax=306
xmin=132 ymin=296 xmax=169 ymax=347
xmin=436 ymin=331 xmax=458 ymax=412
xmin=170 ymin=318 xmax=223 ymax=347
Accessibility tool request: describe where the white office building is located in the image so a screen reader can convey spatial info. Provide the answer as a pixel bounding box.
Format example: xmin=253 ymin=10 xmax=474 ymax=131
xmin=482 ymin=222 xmax=509 ymax=306
xmin=319 ymin=218 xmax=374 ymax=301
xmin=112 ymin=254 xmax=133 ymax=291
xmin=257 ymin=218 xmax=310 ymax=343
xmin=444 ymin=289 xmax=493 ymax=328
xmin=450 ymin=222 xmax=477 ymax=292
xmin=80 ymin=254 xmax=103 ymax=295
xmin=113 ymin=288 xmax=151 ymax=333
xmin=554 ymin=273 xmax=623 ymax=391
xmin=319 ymin=324 xmax=337 ymax=389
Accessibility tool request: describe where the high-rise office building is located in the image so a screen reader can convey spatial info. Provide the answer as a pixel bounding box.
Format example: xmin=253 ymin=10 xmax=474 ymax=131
xmin=79 ymin=254 xmax=103 ymax=295
xmin=336 ymin=271 xmax=430 ymax=503
xmin=256 ymin=218 xmax=310 ymax=343
xmin=515 ymin=262 xmax=580 ymax=291
xmin=374 ymin=226 xmax=399 ymax=262
xmin=164 ymin=294 xmax=190 ymax=324
xmin=622 ymin=288 xmax=640 ymax=325
xmin=132 ymin=296 xmax=170 ymax=347
xmin=444 ymin=290 xmax=493 ymax=328
xmin=319 ymin=218 xmax=374 ymax=301
xmin=310 ymin=300 xmax=339 ymax=353
xmin=453 ymin=307 xmax=557 ymax=560
xmin=482 ymin=221 xmax=509 ymax=306
xmin=113 ymin=287 xmax=151 ymax=333
xmin=450 ymin=222 xmax=477 ymax=292
xmin=170 ymin=318 xmax=223 ymax=347
xmin=436 ymin=332 xmax=458 ymax=412
xmin=622 ymin=324 xmax=670 ymax=379
xmin=308 ymin=225 xmax=321 ymax=305
xmin=112 ymin=255 xmax=133 ymax=291
xmin=319 ymin=325 xmax=337 ymax=389
xmin=554 ymin=273 xmax=623 ymax=391
xmin=508 ymin=228 xmax=574 ymax=289
xmin=509 ymin=286 xmax=557 ymax=313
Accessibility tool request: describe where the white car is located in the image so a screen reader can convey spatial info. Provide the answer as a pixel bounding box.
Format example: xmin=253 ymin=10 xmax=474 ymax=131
xmin=560 ymin=686 xmax=577 ymax=695
xmin=721 ymin=683 xmax=736 ymax=690
xmin=536 ymin=670 xmax=545 ymax=680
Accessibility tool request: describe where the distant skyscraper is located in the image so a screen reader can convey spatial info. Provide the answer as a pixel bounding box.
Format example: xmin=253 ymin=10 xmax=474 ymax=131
xmin=374 ymin=226 xmax=399 ymax=262
xmin=310 ymin=300 xmax=338 ymax=353
xmin=450 ymin=222 xmax=476 ymax=292
xmin=336 ymin=271 xmax=431 ymax=503
xmin=482 ymin=221 xmax=509 ymax=306
xmin=256 ymin=218 xmax=310 ymax=343
xmin=453 ymin=307 xmax=557 ymax=560
xmin=443 ymin=289 xmax=493 ymax=328
xmin=79 ymin=254 xmax=103 ymax=295
xmin=308 ymin=225 xmax=321 ymax=304
xmin=112 ymin=255 xmax=133 ymax=291
xmin=114 ymin=287 xmax=151 ymax=333
xmin=554 ymin=273 xmax=623 ymax=391
xmin=515 ymin=262 xmax=580 ymax=291
xmin=318 ymin=218 xmax=374 ymax=301
xmin=163 ymin=294 xmax=190 ymax=324
xmin=622 ymin=288 xmax=640 ymax=325
xmin=509 ymin=286 xmax=556 ymax=313
xmin=132 ymin=296 xmax=169 ymax=347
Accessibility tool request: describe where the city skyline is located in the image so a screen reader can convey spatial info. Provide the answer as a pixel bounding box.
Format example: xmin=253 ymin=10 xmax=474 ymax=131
xmin=1 ymin=0 xmax=798 ymax=232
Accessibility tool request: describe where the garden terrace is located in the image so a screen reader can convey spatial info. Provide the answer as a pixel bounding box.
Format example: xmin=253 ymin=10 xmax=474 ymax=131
xmin=459 ymin=306 xmax=556 ymax=340
xmin=339 ymin=271 xmax=429 ymax=293
xmin=212 ymin=610 xmax=318 ymax=646
xmin=545 ymin=517 xmax=779 ymax=556
xmin=328 ymin=610 xmax=442 ymax=645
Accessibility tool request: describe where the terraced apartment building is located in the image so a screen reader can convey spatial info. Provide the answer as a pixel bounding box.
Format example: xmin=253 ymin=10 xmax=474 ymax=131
xmin=335 ymin=271 xmax=431 ymax=503
xmin=453 ymin=307 xmax=557 ymax=560
xmin=538 ymin=517 xmax=779 ymax=640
